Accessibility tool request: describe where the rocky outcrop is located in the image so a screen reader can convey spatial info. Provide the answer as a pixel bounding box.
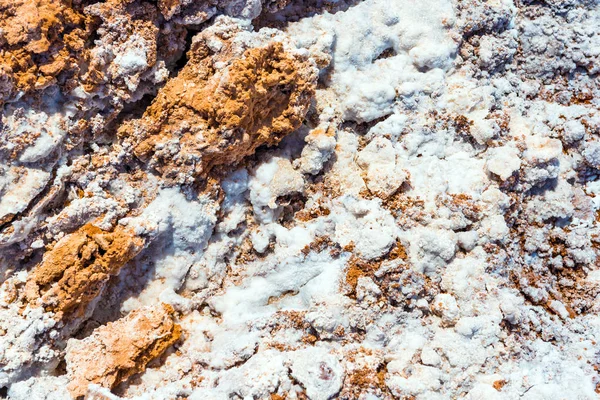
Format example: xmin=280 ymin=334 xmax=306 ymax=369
xmin=65 ymin=303 xmax=181 ymax=398
xmin=25 ymin=224 xmax=144 ymax=319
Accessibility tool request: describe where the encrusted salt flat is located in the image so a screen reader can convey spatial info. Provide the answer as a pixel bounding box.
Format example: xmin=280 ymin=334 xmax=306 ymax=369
xmin=1 ymin=0 xmax=600 ymax=399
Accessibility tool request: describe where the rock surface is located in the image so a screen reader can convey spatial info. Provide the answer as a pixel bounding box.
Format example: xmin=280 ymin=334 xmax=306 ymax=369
xmin=65 ymin=303 xmax=181 ymax=398
xmin=1 ymin=0 xmax=600 ymax=399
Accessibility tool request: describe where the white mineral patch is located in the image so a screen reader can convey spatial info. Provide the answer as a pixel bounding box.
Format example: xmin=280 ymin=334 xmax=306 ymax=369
xmin=0 ymin=167 xmax=50 ymax=221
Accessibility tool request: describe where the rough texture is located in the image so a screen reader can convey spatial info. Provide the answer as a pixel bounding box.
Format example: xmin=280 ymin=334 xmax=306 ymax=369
xmin=0 ymin=0 xmax=91 ymax=102
xmin=120 ymin=20 xmax=317 ymax=183
xmin=2 ymin=0 xmax=600 ymax=399
xmin=65 ymin=303 xmax=181 ymax=398
xmin=25 ymin=223 xmax=144 ymax=319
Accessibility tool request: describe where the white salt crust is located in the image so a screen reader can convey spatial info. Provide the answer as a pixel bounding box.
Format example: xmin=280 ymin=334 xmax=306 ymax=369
xmin=1 ymin=0 xmax=600 ymax=399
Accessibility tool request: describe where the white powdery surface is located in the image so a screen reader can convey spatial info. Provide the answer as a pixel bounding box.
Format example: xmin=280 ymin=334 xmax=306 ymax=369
xmin=2 ymin=0 xmax=600 ymax=399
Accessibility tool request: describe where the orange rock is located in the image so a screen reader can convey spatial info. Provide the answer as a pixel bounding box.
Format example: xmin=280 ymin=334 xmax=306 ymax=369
xmin=157 ymin=0 xmax=182 ymax=20
xmin=0 ymin=0 xmax=92 ymax=101
xmin=119 ymin=26 xmax=318 ymax=183
xmin=65 ymin=303 xmax=181 ymax=398
xmin=25 ymin=223 xmax=144 ymax=319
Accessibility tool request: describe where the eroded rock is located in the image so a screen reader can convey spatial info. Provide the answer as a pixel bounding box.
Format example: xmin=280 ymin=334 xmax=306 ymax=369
xmin=119 ymin=18 xmax=318 ymax=183
xmin=25 ymin=223 xmax=144 ymax=319
xmin=65 ymin=303 xmax=181 ymax=398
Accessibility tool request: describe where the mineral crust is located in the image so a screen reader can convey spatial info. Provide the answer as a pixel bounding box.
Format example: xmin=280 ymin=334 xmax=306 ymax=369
xmin=1 ymin=0 xmax=600 ymax=399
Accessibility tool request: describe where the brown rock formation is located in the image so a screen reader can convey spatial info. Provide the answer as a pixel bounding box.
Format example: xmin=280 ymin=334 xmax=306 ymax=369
xmin=119 ymin=26 xmax=318 ymax=183
xmin=65 ymin=303 xmax=181 ymax=398
xmin=81 ymin=0 xmax=186 ymax=98
xmin=25 ymin=223 xmax=144 ymax=319
xmin=0 ymin=0 xmax=187 ymax=107
xmin=0 ymin=0 xmax=92 ymax=102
